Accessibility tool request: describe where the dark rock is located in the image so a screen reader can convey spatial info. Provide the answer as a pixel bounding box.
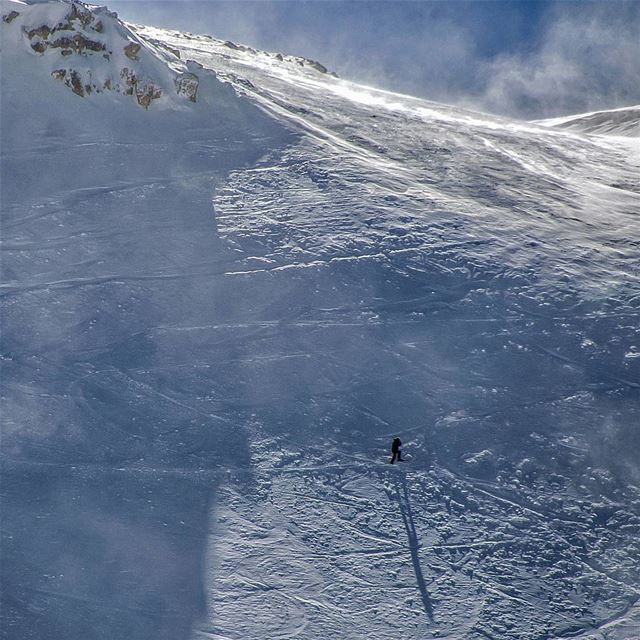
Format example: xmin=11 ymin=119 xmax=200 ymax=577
xmin=69 ymin=70 xmax=84 ymax=96
xmin=121 ymin=67 xmax=137 ymax=88
xmin=26 ymin=25 xmax=51 ymax=39
xmin=136 ymin=82 xmax=162 ymax=109
xmin=305 ymin=59 xmax=328 ymax=74
xmin=124 ymin=42 xmax=141 ymax=60
xmin=3 ymin=11 xmax=20 ymax=24
xmin=78 ymin=35 xmax=105 ymax=52
xmin=175 ymin=72 xmax=198 ymax=102
xmin=68 ymin=3 xmax=94 ymax=27
xmin=51 ymin=34 xmax=105 ymax=53
xmin=54 ymin=4 xmax=94 ymax=31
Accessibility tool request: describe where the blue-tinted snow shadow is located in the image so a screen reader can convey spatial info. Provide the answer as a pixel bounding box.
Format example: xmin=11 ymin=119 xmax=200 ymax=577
xmin=0 ymin=185 xmax=255 ymax=640
xmin=1 ymin=462 xmax=215 ymax=640
xmin=0 ymin=199 xmax=263 ymax=640
xmin=0 ymin=69 xmax=296 ymax=639
xmin=394 ymin=474 xmax=434 ymax=621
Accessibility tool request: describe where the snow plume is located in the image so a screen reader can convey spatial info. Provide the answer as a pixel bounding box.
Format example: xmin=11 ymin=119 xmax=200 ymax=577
xmin=107 ymin=0 xmax=640 ymax=119
xmin=477 ymin=3 xmax=640 ymax=119
xmin=335 ymin=0 xmax=640 ymax=119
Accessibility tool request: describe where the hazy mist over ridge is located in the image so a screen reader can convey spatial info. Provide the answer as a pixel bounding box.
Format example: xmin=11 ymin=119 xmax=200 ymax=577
xmin=108 ymin=0 xmax=640 ymax=119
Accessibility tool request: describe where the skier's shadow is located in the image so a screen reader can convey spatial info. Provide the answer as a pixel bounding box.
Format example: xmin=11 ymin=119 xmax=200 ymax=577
xmin=394 ymin=475 xmax=434 ymax=620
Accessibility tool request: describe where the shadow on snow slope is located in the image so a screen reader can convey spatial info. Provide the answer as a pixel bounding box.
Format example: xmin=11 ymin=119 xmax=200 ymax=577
xmin=0 ymin=5 xmax=296 ymax=637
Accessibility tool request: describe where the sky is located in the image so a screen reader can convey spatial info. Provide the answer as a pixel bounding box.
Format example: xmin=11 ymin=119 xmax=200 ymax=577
xmin=108 ymin=0 xmax=640 ymax=119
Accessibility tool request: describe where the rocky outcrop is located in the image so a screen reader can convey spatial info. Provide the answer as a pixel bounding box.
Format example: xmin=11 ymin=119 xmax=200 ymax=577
xmin=268 ymin=50 xmax=338 ymax=78
xmin=62 ymin=2 xmax=94 ymax=28
xmin=297 ymin=57 xmax=337 ymax=77
xmin=2 ymin=10 xmax=19 ymax=24
xmin=120 ymin=67 xmax=163 ymax=108
xmin=50 ymin=33 xmax=106 ymax=54
xmin=50 ymin=68 xmax=88 ymax=97
xmin=120 ymin=67 xmax=138 ymax=95
xmin=6 ymin=0 xmax=199 ymax=110
xmin=48 ymin=64 xmax=163 ymax=107
xmin=305 ymin=59 xmax=328 ymax=74
xmin=24 ymin=5 xmax=106 ymax=56
xmin=26 ymin=25 xmax=51 ymax=39
xmin=136 ymin=81 xmax=162 ymax=109
xmin=123 ymin=42 xmax=140 ymax=60
xmin=69 ymin=69 xmax=84 ymax=96
xmin=175 ymin=72 xmax=198 ymax=102
xmin=25 ymin=2 xmax=101 ymax=42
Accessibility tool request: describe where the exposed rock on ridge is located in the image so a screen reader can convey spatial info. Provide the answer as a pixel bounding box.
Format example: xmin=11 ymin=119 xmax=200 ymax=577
xmin=2 ymin=0 xmax=200 ymax=110
xmin=175 ymin=71 xmax=198 ymax=102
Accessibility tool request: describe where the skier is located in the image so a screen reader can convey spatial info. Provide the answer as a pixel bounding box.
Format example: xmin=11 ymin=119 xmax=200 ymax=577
xmin=390 ymin=436 xmax=403 ymax=464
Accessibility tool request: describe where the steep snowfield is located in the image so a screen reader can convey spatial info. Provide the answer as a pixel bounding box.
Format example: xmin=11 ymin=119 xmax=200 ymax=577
xmin=2 ymin=2 xmax=640 ymax=640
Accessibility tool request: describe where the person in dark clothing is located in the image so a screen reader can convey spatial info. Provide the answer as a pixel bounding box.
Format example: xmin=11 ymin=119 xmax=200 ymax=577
xmin=390 ymin=437 xmax=403 ymax=464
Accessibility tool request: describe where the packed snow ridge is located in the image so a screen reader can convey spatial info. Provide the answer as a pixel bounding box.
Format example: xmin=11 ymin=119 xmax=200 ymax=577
xmin=2 ymin=1 xmax=640 ymax=640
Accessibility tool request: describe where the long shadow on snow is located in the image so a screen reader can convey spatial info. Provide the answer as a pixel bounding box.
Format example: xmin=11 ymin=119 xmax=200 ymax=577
xmin=394 ymin=473 xmax=434 ymax=621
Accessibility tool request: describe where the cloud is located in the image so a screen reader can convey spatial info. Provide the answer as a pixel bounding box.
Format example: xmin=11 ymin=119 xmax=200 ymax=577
xmin=475 ymin=4 xmax=640 ymax=118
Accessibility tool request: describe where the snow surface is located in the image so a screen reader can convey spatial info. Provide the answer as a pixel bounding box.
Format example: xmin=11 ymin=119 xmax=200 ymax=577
xmin=2 ymin=2 xmax=640 ymax=639
xmin=538 ymin=106 xmax=640 ymax=138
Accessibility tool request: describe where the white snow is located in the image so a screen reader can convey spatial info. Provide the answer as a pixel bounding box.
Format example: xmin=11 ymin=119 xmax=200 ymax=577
xmin=537 ymin=105 xmax=640 ymax=137
xmin=2 ymin=2 xmax=640 ymax=639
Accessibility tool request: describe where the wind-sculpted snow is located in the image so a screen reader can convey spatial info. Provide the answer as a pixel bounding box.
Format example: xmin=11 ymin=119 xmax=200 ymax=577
xmin=2 ymin=3 xmax=640 ymax=639
xmin=538 ymin=106 xmax=640 ymax=138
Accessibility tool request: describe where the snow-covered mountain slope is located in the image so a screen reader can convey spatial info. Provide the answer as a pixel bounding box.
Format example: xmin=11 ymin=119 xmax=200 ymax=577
xmin=537 ymin=106 xmax=640 ymax=138
xmin=2 ymin=2 xmax=640 ymax=640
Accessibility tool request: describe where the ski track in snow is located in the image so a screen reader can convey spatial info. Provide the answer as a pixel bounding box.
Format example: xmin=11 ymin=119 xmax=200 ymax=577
xmin=2 ymin=3 xmax=640 ymax=639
